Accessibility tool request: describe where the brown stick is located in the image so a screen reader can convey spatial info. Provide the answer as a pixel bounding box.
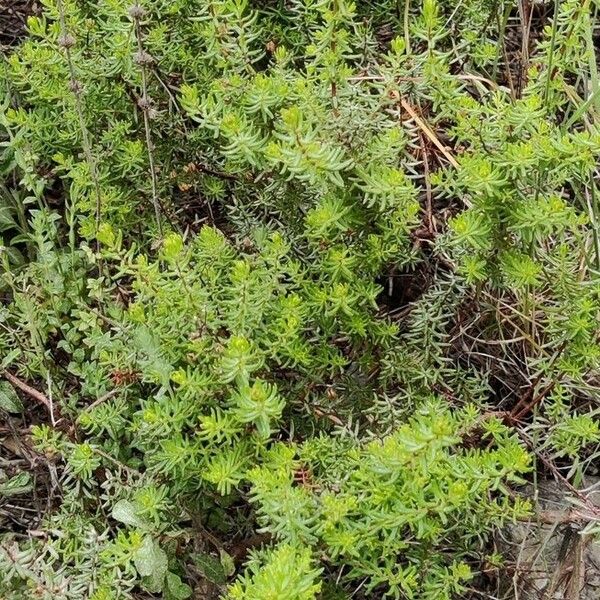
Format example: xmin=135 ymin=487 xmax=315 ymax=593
xmin=400 ymin=99 xmax=460 ymax=169
xmin=531 ymin=508 xmax=599 ymax=525
xmin=1 ymin=370 xmax=52 ymax=412
xmin=420 ymin=133 xmax=434 ymax=233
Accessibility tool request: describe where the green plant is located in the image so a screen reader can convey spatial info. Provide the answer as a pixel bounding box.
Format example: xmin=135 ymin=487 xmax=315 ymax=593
xmin=1 ymin=1 xmax=600 ymax=599
xmin=246 ymin=402 xmax=531 ymax=599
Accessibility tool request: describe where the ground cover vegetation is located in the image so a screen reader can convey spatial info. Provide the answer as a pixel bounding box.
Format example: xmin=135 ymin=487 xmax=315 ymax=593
xmin=0 ymin=0 xmax=599 ymax=598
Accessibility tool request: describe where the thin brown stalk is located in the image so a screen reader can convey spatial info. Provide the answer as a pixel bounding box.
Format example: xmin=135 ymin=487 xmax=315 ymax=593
xmin=56 ymin=0 xmax=102 ymax=236
xmin=1 ymin=370 xmax=52 ymax=413
xmin=400 ymin=99 xmax=460 ymax=169
xmin=130 ymin=3 xmax=163 ymax=237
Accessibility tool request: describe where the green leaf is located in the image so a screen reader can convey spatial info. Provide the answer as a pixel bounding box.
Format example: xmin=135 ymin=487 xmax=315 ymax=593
xmin=111 ymin=499 xmax=149 ymax=529
xmin=194 ymin=552 xmax=227 ymax=585
xmin=135 ymin=536 xmax=168 ymax=577
xmin=165 ymin=571 xmax=193 ymax=600
xmin=0 ymin=350 xmax=20 ymax=369
xmin=0 ymin=381 xmax=23 ymax=413
xmin=220 ymin=549 xmax=236 ymax=577
xmin=0 ymin=206 xmax=16 ymax=229
xmin=0 ymin=471 xmax=33 ymax=497
xmin=1 ymin=245 xmax=25 ymax=266
xmin=135 ymin=535 xmax=168 ymax=592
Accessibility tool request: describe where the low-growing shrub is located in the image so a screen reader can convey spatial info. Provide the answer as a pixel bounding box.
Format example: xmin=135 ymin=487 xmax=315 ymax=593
xmin=1 ymin=1 xmax=599 ymax=599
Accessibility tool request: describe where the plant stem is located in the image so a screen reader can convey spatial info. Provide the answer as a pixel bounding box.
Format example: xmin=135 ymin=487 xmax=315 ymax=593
xmin=131 ymin=4 xmax=163 ymax=238
xmin=404 ymin=0 xmax=411 ymax=54
xmin=56 ymin=0 xmax=102 ymax=238
xmin=543 ymin=0 xmax=560 ymax=103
